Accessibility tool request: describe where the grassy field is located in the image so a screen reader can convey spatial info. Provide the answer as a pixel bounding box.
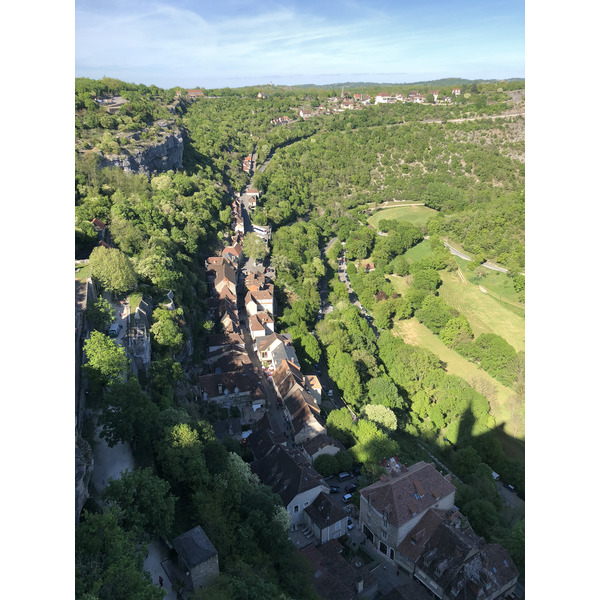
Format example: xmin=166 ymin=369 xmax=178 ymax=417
xmin=393 ymin=318 xmax=525 ymax=445
xmin=368 ymin=204 xmax=439 ymax=229
xmin=439 ymin=268 xmax=525 ymax=352
xmin=403 ymin=239 xmax=434 ymax=263
xmin=386 ymin=274 xmax=410 ymax=296
xmin=455 ymin=257 xmax=523 ymax=308
xmin=75 ymin=263 xmax=92 ymax=281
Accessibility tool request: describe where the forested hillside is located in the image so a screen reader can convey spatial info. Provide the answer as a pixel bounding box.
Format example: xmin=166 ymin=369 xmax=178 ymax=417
xmin=75 ymin=77 xmax=525 ymax=597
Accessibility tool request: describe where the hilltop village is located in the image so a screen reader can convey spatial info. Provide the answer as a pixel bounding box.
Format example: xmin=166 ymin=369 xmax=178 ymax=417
xmin=75 ymin=77 xmax=525 ymax=600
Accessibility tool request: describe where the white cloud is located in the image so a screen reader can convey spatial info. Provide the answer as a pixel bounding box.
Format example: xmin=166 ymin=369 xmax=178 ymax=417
xmin=75 ymin=1 xmax=524 ymax=86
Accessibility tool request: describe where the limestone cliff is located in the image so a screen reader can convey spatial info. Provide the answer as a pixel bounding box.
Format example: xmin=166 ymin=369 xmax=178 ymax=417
xmin=96 ymin=124 xmax=184 ymax=175
xmin=75 ymin=434 xmax=94 ymax=524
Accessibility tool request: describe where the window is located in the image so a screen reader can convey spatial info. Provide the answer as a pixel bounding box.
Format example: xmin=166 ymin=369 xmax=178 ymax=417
xmin=382 ymin=531 xmax=387 ymax=540
xmin=294 ymin=505 xmax=299 ymax=513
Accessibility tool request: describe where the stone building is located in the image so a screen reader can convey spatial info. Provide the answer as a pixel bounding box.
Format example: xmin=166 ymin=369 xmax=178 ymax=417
xmin=173 ymin=525 xmax=219 ymax=591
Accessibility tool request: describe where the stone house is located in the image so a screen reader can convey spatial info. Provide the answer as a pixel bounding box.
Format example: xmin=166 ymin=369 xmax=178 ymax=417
xmin=305 ymin=374 xmax=322 ymax=405
xmin=359 ymin=461 xmax=456 ymax=562
xmin=256 ymin=332 xmax=298 ymax=368
xmin=222 ymin=241 xmax=243 ymax=264
xmin=251 ymin=444 xmax=328 ymax=528
xmin=173 ymin=525 xmax=219 ymax=591
xmin=245 ymin=271 xmax=267 ymax=291
xmin=303 ymin=491 xmax=347 ymax=543
xmin=411 ymin=516 xmax=519 ymax=599
xmin=197 ymin=369 xmax=266 ymax=411
xmin=249 ymin=311 xmax=275 ymax=342
xmin=245 ymin=289 xmax=274 ymax=316
xmin=301 ymin=433 xmax=345 ymax=465
xmin=284 ymin=387 xmax=327 ymax=445
xmin=207 ymin=332 xmax=245 ymax=353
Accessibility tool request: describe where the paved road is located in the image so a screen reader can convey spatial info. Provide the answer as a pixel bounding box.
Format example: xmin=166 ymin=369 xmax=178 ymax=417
xmin=443 ymin=242 xmax=509 ymax=274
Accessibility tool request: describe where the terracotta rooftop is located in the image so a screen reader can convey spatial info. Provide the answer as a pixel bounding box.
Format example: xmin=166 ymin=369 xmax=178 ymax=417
xmin=306 ymin=375 xmax=322 ymax=390
xmin=256 ymin=332 xmax=292 ymax=353
xmin=272 ymin=359 xmax=305 ymax=398
xmin=91 ymin=217 xmax=105 ymax=230
xmin=359 ymin=462 xmax=455 ymax=528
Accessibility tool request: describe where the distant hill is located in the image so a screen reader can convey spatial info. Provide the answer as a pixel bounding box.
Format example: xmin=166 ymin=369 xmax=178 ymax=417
xmin=277 ymin=77 xmax=524 ymax=90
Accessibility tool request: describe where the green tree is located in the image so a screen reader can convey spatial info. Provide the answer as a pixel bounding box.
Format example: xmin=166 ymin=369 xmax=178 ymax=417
xmin=440 ymin=315 xmax=474 ymax=347
xmin=102 ymin=468 xmax=176 ymax=541
xmin=156 ymin=423 xmax=209 ymax=491
xmin=416 ymin=295 xmax=458 ymax=334
xmin=89 ymin=246 xmax=138 ymax=295
xmin=243 ymin=232 xmax=268 ymax=264
xmin=361 ymin=404 xmax=397 ymax=432
xmin=366 ymin=376 xmax=405 ymax=409
xmin=76 ymin=509 xmax=165 ymax=600
xmin=326 ymin=409 xmax=355 ymax=448
xmin=452 ymin=447 xmax=482 ymax=481
xmin=335 ymin=450 xmax=354 ymax=472
xmin=99 ymin=378 xmax=159 ymax=454
xmin=85 ymin=296 xmax=116 ymax=331
xmin=313 ymin=453 xmax=339 ymax=476
xmin=150 ymin=307 xmax=185 ymax=350
xmin=83 ymin=330 xmax=129 ymax=386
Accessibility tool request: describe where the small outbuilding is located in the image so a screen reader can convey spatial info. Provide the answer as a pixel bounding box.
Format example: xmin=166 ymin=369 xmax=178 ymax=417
xmin=173 ymin=525 xmax=219 ymax=591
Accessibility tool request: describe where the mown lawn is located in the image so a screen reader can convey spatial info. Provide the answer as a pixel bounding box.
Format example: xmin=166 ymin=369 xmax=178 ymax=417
xmin=403 ymin=239 xmax=434 ymax=263
xmin=392 ymin=318 xmax=524 ymax=442
xmin=438 ymin=268 xmax=524 ymax=352
xmin=367 ymin=204 xmax=438 ymax=229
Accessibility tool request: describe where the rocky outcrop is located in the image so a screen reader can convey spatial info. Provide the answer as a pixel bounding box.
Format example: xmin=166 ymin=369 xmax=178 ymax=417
xmin=97 ymin=126 xmax=184 ymax=175
xmin=75 ymin=434 xmax=94 ymax=524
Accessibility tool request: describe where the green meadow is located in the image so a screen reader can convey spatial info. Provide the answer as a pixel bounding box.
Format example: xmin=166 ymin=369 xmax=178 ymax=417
xmin=393 ymin=318 xmax=524 ymax=444
xmin=368 ymin=204 xmax=439 ymax=229
xmin=439 ymin=267 xmax=524 ymax=352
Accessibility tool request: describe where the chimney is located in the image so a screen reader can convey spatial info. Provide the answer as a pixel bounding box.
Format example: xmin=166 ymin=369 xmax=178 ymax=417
xmin=356 ymin=579 xmax=364 ymax=594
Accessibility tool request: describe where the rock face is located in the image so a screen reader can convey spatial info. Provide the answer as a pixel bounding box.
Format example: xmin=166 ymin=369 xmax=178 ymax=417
xmin=97 ymin=128 xmax=184 ymax=175
xmin=75 ymin=435 xmax=94 ymax=524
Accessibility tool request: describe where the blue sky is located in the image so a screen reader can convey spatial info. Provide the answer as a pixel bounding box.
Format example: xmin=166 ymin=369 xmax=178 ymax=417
xmin=75 ymin=0 xmax=525 ymax=87
xmin=76 ymin=0 xmax=524 ymax=88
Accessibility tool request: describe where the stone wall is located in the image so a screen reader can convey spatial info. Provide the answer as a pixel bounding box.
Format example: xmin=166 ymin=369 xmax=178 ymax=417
xmin=75 ymin=434 xmax=94 ymax=524
xmin=190 ymin=554 xmax=219 ymax=590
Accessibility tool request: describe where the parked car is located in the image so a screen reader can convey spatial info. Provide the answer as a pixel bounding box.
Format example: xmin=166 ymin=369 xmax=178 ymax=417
xmin=343 ymin=493 xmax=353 ymax=503
xmin=345 ymin=484 xmax=357 ymax=493
xmin=347 ymin=519 xmax=354 ymax=530
xmin=329 ymin=486 xmax=341 ymax=494
xmin=328 ymin=390 xmax=334 ymax=397
xmin=338 ymin=472 xmax=351 ymax=481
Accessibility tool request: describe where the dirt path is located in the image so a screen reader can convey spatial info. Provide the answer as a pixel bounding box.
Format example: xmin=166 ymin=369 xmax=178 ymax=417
xmin=89 ymin=413 xmax=134 ymax=498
